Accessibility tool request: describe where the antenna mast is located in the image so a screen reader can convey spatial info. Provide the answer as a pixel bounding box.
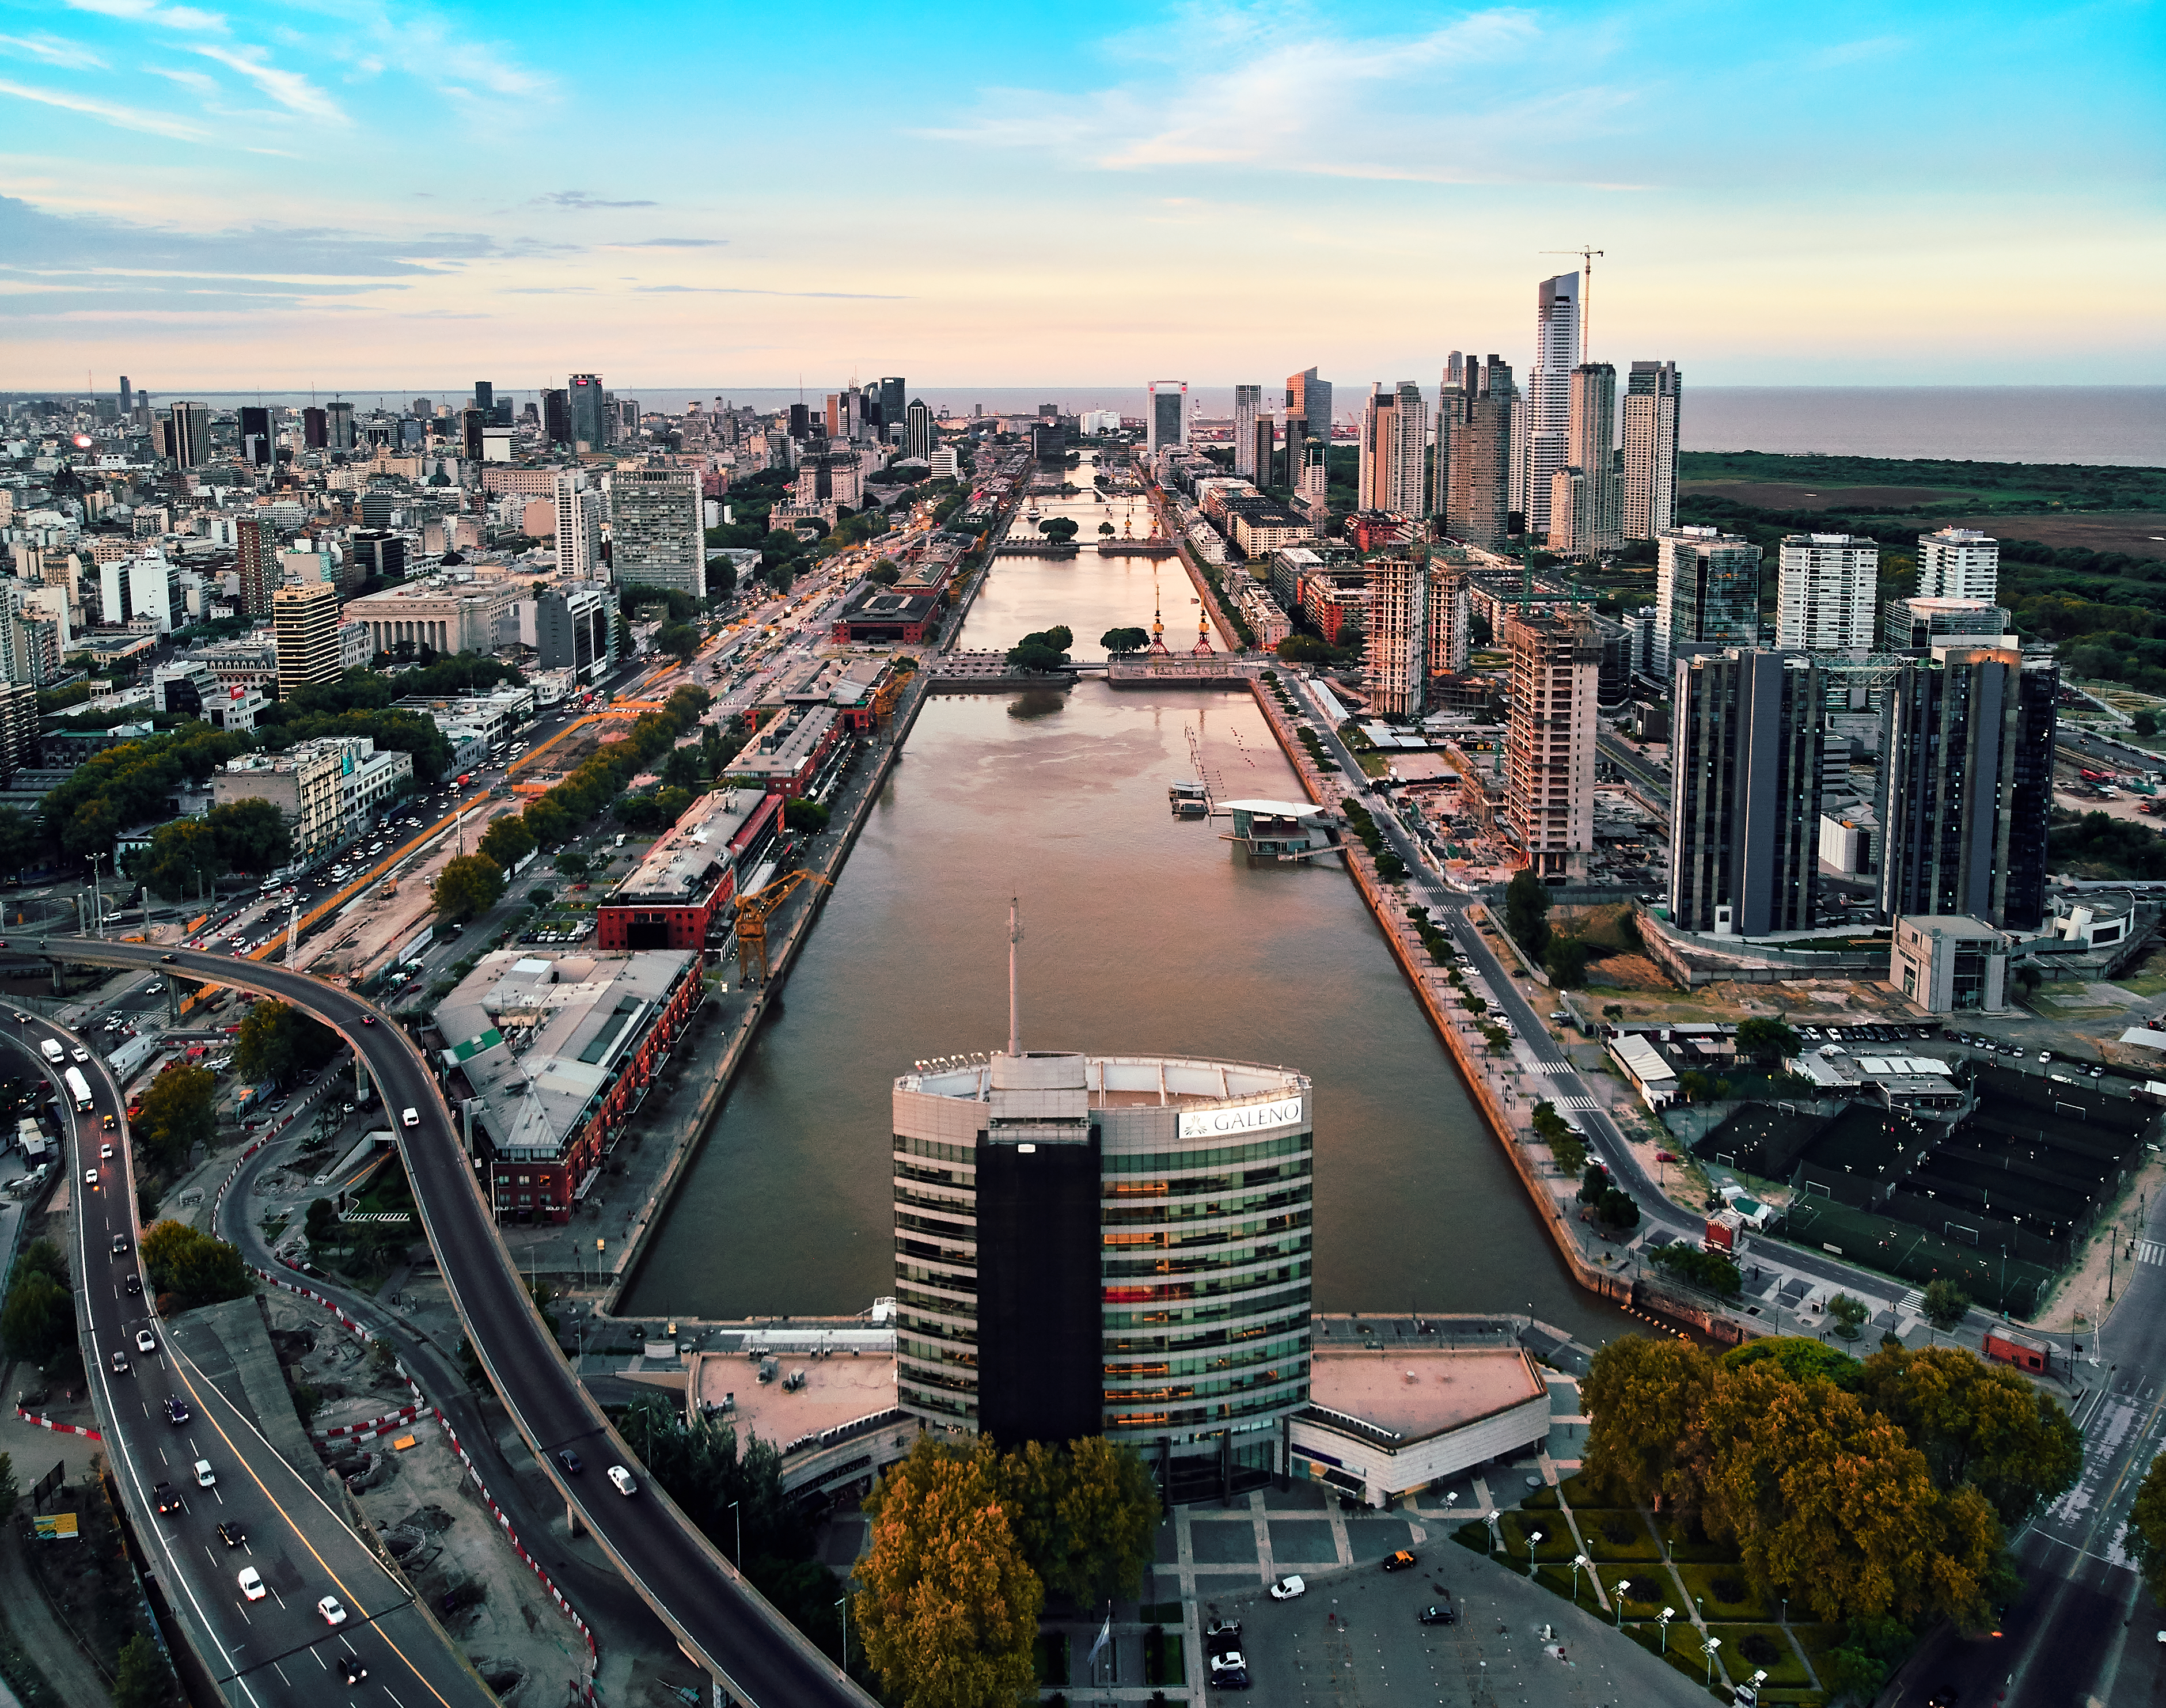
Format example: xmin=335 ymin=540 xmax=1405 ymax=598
xmin=1007 ymin=897 xmax=1022 ymax=1057
xmin=1541 ymin=246 xmax=1604 ymax=359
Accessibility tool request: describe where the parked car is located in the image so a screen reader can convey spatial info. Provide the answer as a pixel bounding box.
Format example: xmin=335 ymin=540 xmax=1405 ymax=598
xmin=1269 ymin=1575 xmax=1306 ymax=1600
xmin=1382 ymin=1549 xmax=1417 ymax=1572
xmin=1418 ymin=1604 xmax=1457 ymax=1625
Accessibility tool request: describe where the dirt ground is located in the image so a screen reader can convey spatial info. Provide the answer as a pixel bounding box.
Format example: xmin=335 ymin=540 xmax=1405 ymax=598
xmin=1679 ymin=481 xmax=1981 ymax=509
xmin=1935 ymin=511 xmax=2166 ymax=561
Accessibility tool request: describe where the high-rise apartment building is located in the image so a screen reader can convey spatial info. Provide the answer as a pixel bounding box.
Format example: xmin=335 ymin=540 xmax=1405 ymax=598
xmin=609 ymin=462 xmax=704 ymax=598
xmin=235 ymin=515 xmax=277 ymax=616
xmin=1233 ymin=385 xmax=1264 ymax=480
xmin=168 ymin=401 xmax=210 ymax=469
xmin=1357 ymin=383 xmax=1427 ymax=515
xmin=1428 ymin=563 xmax=1470 ymax=675
xmin=272 ymin=580 xmax=343 ymax=700
xmin=567 ymin=374 xmax=605 ymax=453
xmin=905 ymin=399 xmax=934 ymax=462
xmin=893 ymin=1048 xmax=1313 ymax=1483
xmin=238 ymin=405 xmax=273 ymax=469
xmin=1365 ymin=555 xmax=1428 ymax=719
xmin=1882 ymin=596 xmax=2014 ymax=652
xmin=1284 ymin=367 xmax=1332 ymax=487
xmin=1622 ymin=360 xmax=1681 ymax=540
xmin=1547 ymin=363 xmax=1619 ymax=557
xmin=1775 ymin=533 xmax=1879 ymax=656
xmin=1437 ymin=355 xmax=1515 ymax=548
xmin=1654 ymin=527 xmax=1763 ymax=678
xmin=1251 ymin=415 xmax=1276 ymax=488
xmin=1504 ymin=608 xmax=1600 ymax=881
xmin=1669 ymin=650 xmax=1826 ymax=936
xmin=302 ymin=407 xmax=327 ymax=450
xmin=1916 ymin=528 xmax=2000 ymax=601
xmin=555 ymin=474 xmax=604 ymax=579
xmin=324 ymin=400 xmax=355 ymax=453
xmin=1877 ymin=645 xmax=2057 ymax=930
xmin=1147 ymin=381 xmax=1187 ymax=456
xmin=1515 ymin=273 xmax=1580 ymax=536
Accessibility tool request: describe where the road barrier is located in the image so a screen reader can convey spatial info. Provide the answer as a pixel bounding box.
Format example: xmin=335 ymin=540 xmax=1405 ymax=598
xmin=14 ymin=1405 xmax=101 ymax=1440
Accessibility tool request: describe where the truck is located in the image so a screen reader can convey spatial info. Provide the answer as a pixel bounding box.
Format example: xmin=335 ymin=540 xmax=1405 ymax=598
xmin=37 ymin=1039 xmax=62 ymax=1065
xmin=1704 ymin=1208 xmax=1749 ymax=1257
xmin=62 ymin=1066 xmax=92 ymax=1114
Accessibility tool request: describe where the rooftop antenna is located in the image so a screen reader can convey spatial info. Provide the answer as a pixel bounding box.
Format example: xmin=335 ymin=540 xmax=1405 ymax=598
xmin=1540 ymin=246 xmax=1603 ymax=358
xmin=1007 ymin=897 xmax=1022 ymax=1057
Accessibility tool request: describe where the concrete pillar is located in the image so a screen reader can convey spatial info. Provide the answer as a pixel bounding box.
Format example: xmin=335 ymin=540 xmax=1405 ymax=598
xmin=565 ymin=1497 xmax=583 ymax=1539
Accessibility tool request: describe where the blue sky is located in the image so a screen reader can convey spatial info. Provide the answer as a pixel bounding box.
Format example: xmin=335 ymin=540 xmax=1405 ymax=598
xmin=0 ymin=0 xmax=2159 ymax=391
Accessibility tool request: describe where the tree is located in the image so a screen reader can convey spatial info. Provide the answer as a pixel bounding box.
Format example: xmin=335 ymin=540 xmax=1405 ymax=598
xmin=856 ymin=1434 xmax=1043 ymax=1708
xmin=1581 ymin=1335 xmax=1717 ymax=1515
xmin=657 ymin=621 xmax=702 ymax=663
xmin=207 ymin=798 xmax=293 ymax=874
xmin=1097 ymin=521 xmax=1116 ymax=536
xmin=233 ymin=997 xmax=342 ymax=1086
xmin=1651 ymin=1244 xmax=1742 ymax=1295
xmin=990 ymin=1436 xmax=1158 ymax=1610
xmin=1852 ymin=1345 xmax=2080 ymax=1527
xmin=433 ymin=852 xmax=506 ymax=923
xmin=2129 ymin=1453 xmax=2166 ymax=1604
xmin=1503 ymin=870 xmax=1552 ymax=961
xmin=0 ymin=1449 xmax=16 ymax=1517
xmin=1595 ymin=1187 xmax=1640 ymax=1230
xmin=0 ymin=1268 xmax=71 ymax=1367
xmin=131 ymin=818 xmax=225 ymax=902
xmin=1545 ymin=936 xmax=1589 ymax=988
xmin=305 ymin=1196 xmax=339 ymax=1244
xmin=1827 ymin=1293 xmax=1870 ymax=1342
xmin=132 ymin=1065 xmax=218 ymax=1174
xmin=0 ymin=808 xmax=41 ymax=880
xmin=2135 ymin=709 xmax=2160 ymax=741
xmin=1920 ymin=1279 xmax=1971 ymax=1337
xmin=141 ymin=1220 xmax=250 ymax=1308
xmin=10 ymin=1238 xmax=67 ymax=1292
xmin=555 ymin=848 xmax=591 ymax=882
xmin=1736 ymin=1017 xmax=1802 ymax=1068
xmin=1100 ymin=627 xmax=1150 ymax=653
xmin=477 ymin=814 xmax=536 ymax=871
xmin=113 ymin=1633 xmax=170 ymax=1708
xmin=784 ymin=799 xmax=830 ymax=833
xmin=866 ymin=563 xmax=902 ymax=586
xmin=1038 ymin=517 xmax=1079 ymax=543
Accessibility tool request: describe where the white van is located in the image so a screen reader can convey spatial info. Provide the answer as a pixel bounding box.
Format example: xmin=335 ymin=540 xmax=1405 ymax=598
xmin=38 ymin=1039 xmax=62 ymax=1065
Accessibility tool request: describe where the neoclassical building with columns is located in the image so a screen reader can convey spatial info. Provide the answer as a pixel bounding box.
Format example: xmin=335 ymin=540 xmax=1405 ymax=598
xmin=344 ymin=579 xmax=521 ymax=658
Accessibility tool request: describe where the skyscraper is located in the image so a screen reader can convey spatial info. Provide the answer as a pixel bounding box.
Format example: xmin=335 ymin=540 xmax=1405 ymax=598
xmin=1251 ymin=414 xmax=1276 ymax=488
xmin=1877 ymin=645 xmax=2057 ymax=930
xmin=609 ymin=462 xmax=704 ymax=598
xmin=1357 ymin=384 xmax=1427 ymax=515
xmin=567 ymin=374 xmax=605 ymax=453
xmin=1504 ymin=608 xmax=1601 ymax=882
xmin=877 ymin=377 xmax=906 ymax=443
xmin=1916 ymin=528 xmax=2000 ymax=601
xmin=460 ymin=408 xmax=485 ymax=464
xmin=1365 ymin=555 xmax=1428 ymax=719
xmin=168 ymin=401 xmax=210 ymax=469
xmin=905 ymin=399 xmax=934 ymax=462
xmin=1622 ymin=360 xmax=1681 ymax=540
xmin=1547 ymin=363 xmax=1619 ymax=557
xmin=893 ymin=1047 xmax=1313 ymax=1478
xmin=235 ymin=515 xmax=277 ymax=616
xmin=273 ymin=581 xmax=343 ymax=701
xmin=238 ymin=405 xmax=273 ymax=469
xmin=1147 ymin=381 xmax=1187 ymax=455
xmin=1654 ymin=526 xmax=1763 ymax=677
xmin=302 ymin=406 xmax=327 ymax=450
xmin=324 ymin=400 xmax=355 ymax=453
xmin=1516 ymin=273 xmax=1580 ymax=537
xmin=119 ymin=375 xmax=131 ymax=416
xmin=1233 ymin=384 xmax=1264 ymax=480
xmin=554 ymin=474 xmax=602 ymax=579
xmin=1284 ymin=367 xmax=1332 ymax=488
xmin=473 ymin=381 xmax=494 ymax=420
xmin=1776 ymin=534 xmax=1880 ymax=656
xmin=1437 ymin=356 xmax=1515 ymax=548
xmin=1670 ymin=650 xmax=1826 ymax=935
xmin=541 ymin=388 xmax=569 ymax=449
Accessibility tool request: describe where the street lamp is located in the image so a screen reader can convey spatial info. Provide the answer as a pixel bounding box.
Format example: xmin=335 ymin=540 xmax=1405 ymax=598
xmin=1612 ymin=1580 xmax=1630 ymax=1627
xmin=836 ymin=1596 xmax=849 ymax=1674
xmin=1702 ymin=1635 xmax=1723 ymax=1686
xmin=1659 ymin=1608 xmax=1675 ymax=1653
xmin=1525 ymin=1529 xmax=1543 ymax=1569
xmin=729 ymin=1500 xmax=742 ymax=1565
xmin=1483 ymin=1511 xmax=1501 ymax=1554
xmin=1570 ymin=1554 xmax=1590 ymax=1602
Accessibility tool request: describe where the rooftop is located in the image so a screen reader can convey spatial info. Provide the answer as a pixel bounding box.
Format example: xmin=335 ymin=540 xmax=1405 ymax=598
xmin=1306 ymin=1346 xmax=1545 ymax=1443
xmin=902 ymin=1050 xmax=1307 ymax=1110
xmin=691 ymin=1345 xmax=900 ymax=1451
xmin=606 ymin=788 xmax=769 ymax=905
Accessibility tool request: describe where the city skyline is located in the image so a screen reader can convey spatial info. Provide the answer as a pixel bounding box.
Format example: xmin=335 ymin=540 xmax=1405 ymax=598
xmin=1 ymin=1 xmax=2156 ymax=389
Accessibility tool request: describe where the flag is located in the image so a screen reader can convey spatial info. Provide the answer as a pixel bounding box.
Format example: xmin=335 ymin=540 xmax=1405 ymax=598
xmin=1085 ymin=1607 xmax=1113 ymax=1673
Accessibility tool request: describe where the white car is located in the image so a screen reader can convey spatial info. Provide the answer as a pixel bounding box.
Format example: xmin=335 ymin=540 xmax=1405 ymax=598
xmin=318 ymin=1595 xmax=348 ymax=1626
xmin=136 ymin=1330 xmax=157 ymax=1354
xmin=607 ymin=1464 xmax=638 ymax=1496
xmin=238 ymin=1567 xmax=266 ymax=1601
xmin=401 ymin=1107 xmax=420 ymax=1128
xmin=194 ymin=1459 xmax=216 ymax=1487
xmin=69 ymin=1046 xmax=89 ymax=1063
xmin=100 ymin=1143 xmax=113 ymax=1159
xmin=1269 ymin=1574 xmax=1307 ymax=1600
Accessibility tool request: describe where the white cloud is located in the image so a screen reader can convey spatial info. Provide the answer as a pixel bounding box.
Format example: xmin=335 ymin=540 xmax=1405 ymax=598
xmin=140 ymin=64 xmax=216 ymax=94
xmin=0 ymin=33 xmax=107 ymax=69
xmin=0 ymin=77 xmax=204 ymax=139
xmin=63 ymin=0 xmax=226 ymax=33
xmin=191 ymin=43 xmax=344 ymax=122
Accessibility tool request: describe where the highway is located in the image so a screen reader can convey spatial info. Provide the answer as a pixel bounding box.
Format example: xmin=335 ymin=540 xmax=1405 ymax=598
xmin=12 ymin=1011 xmax=486 ymax=1708
xmin=40 ymin=936 xmax=871 ymax=1708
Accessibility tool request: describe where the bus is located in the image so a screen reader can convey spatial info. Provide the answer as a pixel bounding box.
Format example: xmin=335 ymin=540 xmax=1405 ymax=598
xmin=62 ymin=1067 xmax=92 ymax=1114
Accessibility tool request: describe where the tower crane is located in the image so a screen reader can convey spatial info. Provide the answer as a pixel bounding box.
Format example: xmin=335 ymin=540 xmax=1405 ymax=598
xmin=1540 ymin=245 xmax=1604 ymax=357
xmin=733 ymin=870 xmax=832 ymax=986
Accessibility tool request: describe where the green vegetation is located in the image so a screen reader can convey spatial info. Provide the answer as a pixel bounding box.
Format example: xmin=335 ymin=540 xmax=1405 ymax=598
xmin=1504 ymin=870 xmax=1553 ymax=962
xmin=1584 ymin=1336 xmax=2076 ymax=1633
xmin=1678 ymin=449 xmax=2166 ymax=509
xmin=1100 ymin=626 xmax=1150 ymax=653
xmin=1274 ymin=631 xmax=1364 ymax=666
xmin=1530 ymin=1100 xmax=1587 ymax=1176
xmin=1007 ymin=625 xmax=1073 ymax=674
xmin=112 ymin=1633 xmax=173 ymax=1708
xmin=432 ymin=852 xmax=506 ymax=923
xmin=1922 ymin=1278 xmax=1972 ymax=1334
xmin=1 ymin=1240 xmax=73 ymax=1370
xmin=129 ymin=798 xmax=294 ymax=897
xmin=132 ymin=1065 xmax=218 ymax=1174
xmin=1649 ymin=1243 xmax=1742 ymax=1296
xmin=140 ymin=1220 xmax=251 ymax=1310
xmin=1735 ymin=1016 xmax=1802 ymax=1067
xmin=2050 ymin=809 xmax=2166 ymax=879
xmin=233 ymin=997 xmax=342 ymax=1086
xmin=521 ymin=686 xmax=711 ymax=847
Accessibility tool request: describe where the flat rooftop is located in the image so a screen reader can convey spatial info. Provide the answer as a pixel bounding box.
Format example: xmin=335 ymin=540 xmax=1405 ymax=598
xmin=1308 ymin=1345 xmax=1545 ymax=1443
xmin=693 ymin=1348 xmax=900 ymax=1448
xmin=902 ymin=1052 xmax=1307 ymax=1109
xmin=606 ymin=787 xmax=765 ymax=905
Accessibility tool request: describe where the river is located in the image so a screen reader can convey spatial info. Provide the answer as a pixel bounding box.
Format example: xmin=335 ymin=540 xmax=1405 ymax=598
xmin=625 ymin=454 xmax=1627 ymax=1344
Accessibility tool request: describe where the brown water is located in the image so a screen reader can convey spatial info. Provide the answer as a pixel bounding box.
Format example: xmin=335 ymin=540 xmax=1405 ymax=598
xmin=626 ymin=457 xmax=1626 ymax=1344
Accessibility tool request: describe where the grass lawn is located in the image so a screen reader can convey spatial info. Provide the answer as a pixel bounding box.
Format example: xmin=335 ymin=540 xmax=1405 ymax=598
xmin=1610 ymin=1576 xmax=1684 ymax=1621
xmin=1709 ymin=1624 xmax=1812 ymax=1688
xmin=1656 ymin=1521 xmax=1735 ymax=1563
xmin=1574 ymin=1509 xmax=1664 ymax=1563
xmin=1623 ymin=1620 xmax=1727 ymax=1688
xmin=1532 ymin=1561 xmax=1605 ymax=1608
xmin=1786 ymin=1622 xmax=1848 ymax=1676
xmin=1556 ymin=1470 xmax=1610 ymax=1506
xmin=2115 ymin=973 xmax=2166 ymax=997
xmin=1522 ymin=1483 xmax=1561 ymax=1510
xmin=1497 ymin=1510 xmax=1577 ymax=1562
xmin=1672 ymin=1561 xmax=1772 ymax=1622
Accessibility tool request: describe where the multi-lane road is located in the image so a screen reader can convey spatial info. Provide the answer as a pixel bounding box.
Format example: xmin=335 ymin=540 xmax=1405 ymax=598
xmin=44 ymin=937 xmax=870 ymax=1708
xmin=14 ymin=1009 xmax=486 ymax=1707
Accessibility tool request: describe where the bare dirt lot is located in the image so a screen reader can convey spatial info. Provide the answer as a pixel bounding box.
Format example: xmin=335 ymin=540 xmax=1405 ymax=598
xmin=1679 ymin=480 xmax=1979 ymax=509
xmin=1932 ymin=511 xmax=2166 ymax=560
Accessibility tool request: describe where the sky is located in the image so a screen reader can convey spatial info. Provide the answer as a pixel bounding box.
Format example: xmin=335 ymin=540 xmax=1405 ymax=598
xmin=0 ymin=0 xmax=2160 ymax=393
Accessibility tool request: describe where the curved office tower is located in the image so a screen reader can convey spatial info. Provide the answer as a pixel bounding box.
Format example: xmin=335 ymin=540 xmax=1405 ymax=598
xmin=893 ymin=1050 xmax=1313 ymax=1498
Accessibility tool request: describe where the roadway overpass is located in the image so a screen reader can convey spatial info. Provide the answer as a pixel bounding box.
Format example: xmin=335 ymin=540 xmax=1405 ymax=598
xmin=39 ymin=937 xmax=873 ymax=1708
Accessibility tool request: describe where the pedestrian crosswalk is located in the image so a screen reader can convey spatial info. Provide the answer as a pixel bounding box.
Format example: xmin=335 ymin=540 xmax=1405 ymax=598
xmin=1900 ymin=1289 xmax=1925 ymax=1314
xmin=1532 ymin=1062 xmax=1577 ymax=1077
xmin=1552 ymin=1095 xmax=1598 ymax=1112
xmin=2136 ymin=1239 xmax=2166 ymax=1266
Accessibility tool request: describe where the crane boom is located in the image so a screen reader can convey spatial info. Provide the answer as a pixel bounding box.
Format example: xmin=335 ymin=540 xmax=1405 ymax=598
xmin=1540 ymin=245 xmax=1604 ymax=358
xmin=733 ymin=869 xmax=833 ymax=985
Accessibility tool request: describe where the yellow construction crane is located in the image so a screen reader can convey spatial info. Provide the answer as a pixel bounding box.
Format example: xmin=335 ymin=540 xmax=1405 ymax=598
xmin=733 ymin=870 xmax=832 ymax=985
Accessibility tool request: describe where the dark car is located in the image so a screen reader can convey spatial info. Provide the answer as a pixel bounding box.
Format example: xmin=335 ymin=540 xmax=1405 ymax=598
xmin=153 ymin=1482 xmax=182 ymax=1514
xmin=164 ymin=1396 xmax=190 ymax=1425
xmin=111 ymin=1235 xmax=127 ymax=1255
xmin=1418 ymin=1604 xmax=1457 ymax=1625
xmin=557 ymin=1449 xmax=583 ymax=1475
xmin=1204 ymin=1619 xmax=1241 ymax=1657
xmin=124 ymin=1274 xmax=142 ymax=1296
xmin=216 ymin=1521 xmax=247 ymax=1548
xmin=341 ymin=1654 xmax=369 ymax=1686
xmin=1382 ymin=1549 xmax=1417 ymax=1572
